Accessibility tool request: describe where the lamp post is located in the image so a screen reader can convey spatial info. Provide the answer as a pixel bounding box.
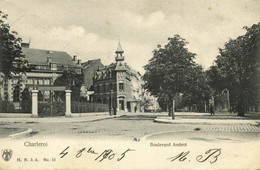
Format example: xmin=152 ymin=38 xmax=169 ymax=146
xmin=109 ymin=90 xmax=113 ymax=116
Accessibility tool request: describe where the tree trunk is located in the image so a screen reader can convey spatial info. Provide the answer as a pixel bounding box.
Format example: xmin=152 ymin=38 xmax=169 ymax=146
xmin=172 ymin=99 xmax=175 ymax=119
xmin=204 ymin=101 xmax=207 ymax=113
xmin=237 ymin=98 xmax=245 ymax=117
xmin=167 ymin=99 xmax=175 ymax=119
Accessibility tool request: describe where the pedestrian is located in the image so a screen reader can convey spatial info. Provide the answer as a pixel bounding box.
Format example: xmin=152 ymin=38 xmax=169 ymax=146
xmin=209 ymin=104 xmax=215 ymax=116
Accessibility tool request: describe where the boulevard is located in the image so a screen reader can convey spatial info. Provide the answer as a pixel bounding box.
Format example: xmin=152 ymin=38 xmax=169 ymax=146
xmin=1 ymin=112 xmax=260 ymax=143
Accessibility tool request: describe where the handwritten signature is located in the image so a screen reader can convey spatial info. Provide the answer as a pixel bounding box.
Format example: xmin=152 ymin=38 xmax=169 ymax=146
xmin=167 ymin=148 xmax=221 ymax=164
xmin=60 ymin=146 xmax=135 ymax=162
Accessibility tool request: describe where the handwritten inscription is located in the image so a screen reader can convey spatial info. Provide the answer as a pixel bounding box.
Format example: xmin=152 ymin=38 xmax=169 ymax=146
xmin=167 ymin=148 xmax=221 ymax=164
xmin=196 ymin=148 xmax=222 ymax=164
xmin=60 ymin=146 xmax=135 ymax=162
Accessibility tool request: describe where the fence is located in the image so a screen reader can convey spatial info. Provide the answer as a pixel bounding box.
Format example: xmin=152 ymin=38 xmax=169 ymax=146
xmin=0 ymin=100 xmax=109 ymax=114
xmin=38 ymin=101 xmax=65 ymax=117
xmin=0 ymin=100 xmax=32 ymax=113
xmin=71 ymin=102 xmax=109 ymax=113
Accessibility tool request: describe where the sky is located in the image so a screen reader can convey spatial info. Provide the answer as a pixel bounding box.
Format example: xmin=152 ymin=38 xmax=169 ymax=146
xmin=1 ymin=0 xmax=260 ymax=73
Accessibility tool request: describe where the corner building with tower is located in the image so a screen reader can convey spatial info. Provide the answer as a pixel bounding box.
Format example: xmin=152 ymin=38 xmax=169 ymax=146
xmin=92 ymin=42 xmax=143 ymax=112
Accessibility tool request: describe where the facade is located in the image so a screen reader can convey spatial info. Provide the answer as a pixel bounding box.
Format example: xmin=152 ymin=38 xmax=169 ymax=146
xmin=92 ymin=43 xmax=143 ymax=112
xmin=81 ymin=59 xmax=104 ymax=100
xmin=0 ymin=43 xmax=82 ymax=109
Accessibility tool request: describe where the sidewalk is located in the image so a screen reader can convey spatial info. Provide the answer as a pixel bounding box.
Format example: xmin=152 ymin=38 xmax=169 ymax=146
xmin=0 ymin=112 xmax=126 ymax=124
xmin=154 ymin=112 xmax=260 ymax=125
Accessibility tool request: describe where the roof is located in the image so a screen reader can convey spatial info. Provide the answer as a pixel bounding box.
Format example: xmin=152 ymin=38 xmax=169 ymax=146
xmin=82 ymin=59 xmax=103 ymax=68
xmin=116 ymin=42 xmax=124 ymax=53
xmin=96 ymin=61 xmax=141 ymax=79
xmin=107 ymin=63 xmax=116 ymax=70
xmin=22 ymin=47 xmax=75 ymax=66
xmin=115 ymin=62 xmax=127 ymax=71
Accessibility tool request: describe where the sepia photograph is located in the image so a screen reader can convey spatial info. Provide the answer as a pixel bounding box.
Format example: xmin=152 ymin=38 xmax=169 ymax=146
xmin=0 ymin=0 xmax=260 ymax=169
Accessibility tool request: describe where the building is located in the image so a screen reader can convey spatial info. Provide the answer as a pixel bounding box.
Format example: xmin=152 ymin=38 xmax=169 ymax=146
xmin=92 ymin=42 xmax=143 ymax=112
xmin=81 ymin=59 xmax=104 ymax=100
xmin=0 ymin=43 xmax=82 ymax=109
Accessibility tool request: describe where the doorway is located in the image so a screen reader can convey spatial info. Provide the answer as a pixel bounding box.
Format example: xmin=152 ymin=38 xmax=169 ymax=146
xmin=119 ymin=100 xmax=124 ymax=110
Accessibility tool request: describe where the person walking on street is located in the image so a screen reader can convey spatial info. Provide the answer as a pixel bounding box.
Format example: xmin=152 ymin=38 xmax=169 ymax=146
xmin=210 ymin=104 xmax=215 ymax=116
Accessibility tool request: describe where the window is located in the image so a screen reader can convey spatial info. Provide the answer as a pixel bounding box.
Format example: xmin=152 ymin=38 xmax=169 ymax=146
xmin=13 ymin=85 xmax=20 ymax=102
xmin=39 ymin=79 xmax=43 ymax=85
xmin=119 ymin=83 xmax=124 ymax=92
xmin=13 ymin=79 xmax=18 ymax=84
xmin=27 ymin=78 xmax=33 ymax=84
xmin=50 ymin=63 xmax=57 ymax=70
xmin=44 ymin=79 xmax=50 ymax=85
xmin=103 ymin=84 xmax=106 ymax=93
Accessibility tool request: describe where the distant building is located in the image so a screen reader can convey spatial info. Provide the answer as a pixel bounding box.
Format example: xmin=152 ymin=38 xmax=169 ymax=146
xmin=81 ymin=59 xmax=104 ymax=100
xmin=92 ymin=42 xmax=143 ymax=112
xmin=214 ymin=89 xmax=230 ymax=112
xmin=141 ymin=90 xmax=160 ymax=112
xmin=0 ymin=43 xmax=82 ymax=109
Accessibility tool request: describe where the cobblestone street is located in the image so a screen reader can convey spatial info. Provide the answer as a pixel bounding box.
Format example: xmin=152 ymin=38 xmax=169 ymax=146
xmin=1 ymin=113 xmax=260 ymax=142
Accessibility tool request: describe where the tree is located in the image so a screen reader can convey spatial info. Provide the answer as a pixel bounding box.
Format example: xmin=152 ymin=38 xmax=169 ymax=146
xmin=21 ymin=88 xmax=31 ymax=112
xmin=143 ymin=35 xmax=197 ymax=119
xmin=212 ymin=22 xmax=260 ymax=116
xmin=0 ymin=11 xmax=28 ymax=79
xmin=54 ymin=70 xmax=83 ymax=101
xmin=180 ymin=65 xmax=212 ymax=112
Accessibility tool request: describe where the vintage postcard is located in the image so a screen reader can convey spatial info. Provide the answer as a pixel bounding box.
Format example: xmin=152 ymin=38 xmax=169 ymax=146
xmin=0 ymin=0 xmax=260 ymax=169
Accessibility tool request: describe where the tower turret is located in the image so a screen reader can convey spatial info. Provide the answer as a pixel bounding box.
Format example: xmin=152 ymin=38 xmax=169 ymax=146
xmin=115 ymin=42 xmax=124 ymax=61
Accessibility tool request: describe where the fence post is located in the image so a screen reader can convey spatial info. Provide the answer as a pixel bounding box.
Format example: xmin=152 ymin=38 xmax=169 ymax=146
xmin=65 ymin=90 xmax=72 ymax=117
xmin=31 ymin=90 xmax=38 ymax=117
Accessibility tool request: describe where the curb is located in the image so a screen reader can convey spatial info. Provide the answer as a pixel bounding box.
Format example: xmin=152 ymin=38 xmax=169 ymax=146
xmin=79 ymin=114 xmax=123 ymax=122
xmin=140 ymin=130 xmax=179 ymax=141
xmin=9 ymin=128 xmax=33 ymax=138
xmin=0 ymin=114 xmax=125 ymax=124
xmin=154 ymin=118 xmax=258 ymax=125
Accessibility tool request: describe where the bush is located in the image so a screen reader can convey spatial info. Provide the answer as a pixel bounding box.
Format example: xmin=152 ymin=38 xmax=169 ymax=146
xmin=0 ymin=100 xmax=15 ymax=113
xmin=20 ymin=101 xmax=31 ymax=113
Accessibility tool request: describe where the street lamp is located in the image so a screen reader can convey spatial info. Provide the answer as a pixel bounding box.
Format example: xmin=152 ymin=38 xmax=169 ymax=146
xmin=109 ymin=89 xmax=113 ymax=116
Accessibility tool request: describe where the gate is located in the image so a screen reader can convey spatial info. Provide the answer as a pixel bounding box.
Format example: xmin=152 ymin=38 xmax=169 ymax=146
xmin=31 ymin=86 xmax=72 ymax=117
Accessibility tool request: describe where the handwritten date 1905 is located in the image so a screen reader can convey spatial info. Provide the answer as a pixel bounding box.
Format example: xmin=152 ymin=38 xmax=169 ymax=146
xmin=60 ymin=146 xmax=135 ymax=162
xmin=167 ymin=148 xmax=221 ymax=164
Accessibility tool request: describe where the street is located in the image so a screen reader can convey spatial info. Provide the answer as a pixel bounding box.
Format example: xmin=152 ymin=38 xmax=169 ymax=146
xmin=1 ymin=113 xmax=260 ymax=142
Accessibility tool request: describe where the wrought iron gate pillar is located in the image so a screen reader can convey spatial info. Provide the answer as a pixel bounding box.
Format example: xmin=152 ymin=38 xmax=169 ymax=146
xmin=31 ymin=90 xmax=38 ymax=117
xmin=65 ymin=90 xmax=72 ymax=117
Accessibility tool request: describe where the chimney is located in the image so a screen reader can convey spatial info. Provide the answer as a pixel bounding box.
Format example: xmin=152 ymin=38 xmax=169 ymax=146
xmin=21 ymin=43 xmax=30 ymax=48
xmin=73 ymin=55 xmax=77 ymax=62
xmin=77 ymin=59 xmax=81 ymax=65
xmin=47 ymin=56 xmax=52 ymax=63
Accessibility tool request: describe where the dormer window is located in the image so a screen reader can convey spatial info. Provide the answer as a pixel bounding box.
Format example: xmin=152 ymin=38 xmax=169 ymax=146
xmin=50 ymin=63 xmax=57 ymax=70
